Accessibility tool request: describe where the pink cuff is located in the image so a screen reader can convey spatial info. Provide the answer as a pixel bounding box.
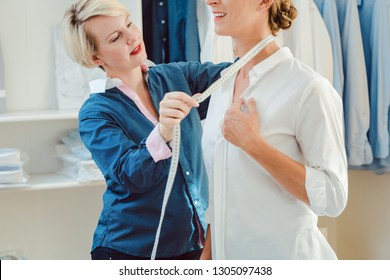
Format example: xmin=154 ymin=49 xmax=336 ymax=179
xmin=146 ymin=125 xmax=172 ymax=162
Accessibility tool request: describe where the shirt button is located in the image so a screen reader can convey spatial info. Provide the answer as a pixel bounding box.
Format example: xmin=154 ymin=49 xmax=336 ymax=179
xmin=161 ymin=20 xmax=166 ymax=24
xmin=159 ymin=1 xmax=164 ymax=6
xmin=185 ymin=171 xmax=190 ymax=176
xmin=194 ymin=200 xmax=198 ymax=206
xmin=163 ymin=37 xmax=167 ymax=42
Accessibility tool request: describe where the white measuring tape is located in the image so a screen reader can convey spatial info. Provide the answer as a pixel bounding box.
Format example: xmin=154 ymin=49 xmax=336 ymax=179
xmin=151 ymin=35 xmax=275 ymax=260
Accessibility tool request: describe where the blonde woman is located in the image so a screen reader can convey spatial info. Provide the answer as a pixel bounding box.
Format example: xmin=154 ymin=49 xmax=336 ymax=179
xmin=62 ymin=0 xmax=229 ymax=260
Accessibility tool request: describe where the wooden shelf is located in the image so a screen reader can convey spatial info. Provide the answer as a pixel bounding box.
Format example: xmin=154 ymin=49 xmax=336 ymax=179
xmin=0 ymin=173 xmax=105 ymax=192
xmin=0 ymin=110 xmax=78 ymax=123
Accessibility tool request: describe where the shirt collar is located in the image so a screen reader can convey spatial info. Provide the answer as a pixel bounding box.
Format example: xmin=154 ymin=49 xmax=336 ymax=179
xmin=220 ymin=47 xmax=292 ymax=78
xmin=252 ymin=47 xmax=292 ymax=77
xmin=88 ymin=59 xmax=156 ymax=93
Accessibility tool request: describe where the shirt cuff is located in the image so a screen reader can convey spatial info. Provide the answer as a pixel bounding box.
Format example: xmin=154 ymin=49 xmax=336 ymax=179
xmin=305 ymin=166 xmax=327 ymax=216
xmin=146 ymin=125 xmax=172 ymax=162
xmin=347 ymin=141 xmax=373 ymax=166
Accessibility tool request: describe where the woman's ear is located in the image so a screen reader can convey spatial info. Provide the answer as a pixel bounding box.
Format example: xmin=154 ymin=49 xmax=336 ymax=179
xmin=258 ymin=0 xmax=274 ymax=11
xmin=92 ymin=54 xmax=105 ymax=67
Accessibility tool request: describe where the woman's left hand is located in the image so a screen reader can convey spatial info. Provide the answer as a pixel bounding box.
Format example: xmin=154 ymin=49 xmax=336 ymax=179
xmin=221 ymin=97 xmax=260 ymax=148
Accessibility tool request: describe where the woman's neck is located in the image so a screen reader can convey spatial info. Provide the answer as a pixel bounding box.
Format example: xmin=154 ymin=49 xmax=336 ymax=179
xmin=107 ymin=66 xmax=158 ymax=119
xmin=234 ymin=37 xmax=279 ymax=78
xmin=107 ymin=66 xmax=146 ymax=92
xmin=232 ymin=38 xmax=279 ymax=101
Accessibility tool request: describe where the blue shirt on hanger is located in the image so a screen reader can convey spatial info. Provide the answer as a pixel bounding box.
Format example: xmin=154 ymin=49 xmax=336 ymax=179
xmin=335 ymin=0 xmax=372 ymax=166
xmin=313 ymin=0 xmax=344 ymax=97
xmin=142 ymin=0 xmax=200 ymax=63
xmin=167 ymin=0 xmax=200 ymax=62
xmin=358 ymin=0 xmax=390 ymax=160
xmin=142 ymin=0 xmax=169 ymax=63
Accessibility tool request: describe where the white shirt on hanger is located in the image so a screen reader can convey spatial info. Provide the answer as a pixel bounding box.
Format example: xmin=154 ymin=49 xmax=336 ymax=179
xmin=278 ymin=0 xmax=333 ymax=84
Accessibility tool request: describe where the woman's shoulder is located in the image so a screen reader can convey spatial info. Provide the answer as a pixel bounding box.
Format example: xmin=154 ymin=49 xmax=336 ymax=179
xmin=283 ymin=56 xmax=336 ymax=97
xmin=78 ymin=88 xmax=126 ymax=119
xmin=149 ymin=60 xmax=231 ymax=76
xmin=276 ymin=52 xmax=341 ymax=103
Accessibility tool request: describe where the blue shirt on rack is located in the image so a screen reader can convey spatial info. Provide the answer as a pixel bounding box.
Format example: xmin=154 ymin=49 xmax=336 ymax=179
xmin=167 ymin=0 xmax=200 ymax=62
xmin=142 ymin=0 xmax=200 ymax=63
xmin=358 ymin=0 xmax=390 ymax=160
xmin=79 ymin=61 xmax=229 ymax=258
xmin=335 ymin=0 xmax=372 ymax=166
xmin=142 ymin=0 xmax=169 ymax=63
xmin=313 ymin=0 xmax=344 ymax=97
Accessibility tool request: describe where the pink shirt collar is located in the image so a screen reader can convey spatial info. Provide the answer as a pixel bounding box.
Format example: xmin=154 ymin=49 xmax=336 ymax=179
xmin=88 ymin=60 xmax=158 ymax=126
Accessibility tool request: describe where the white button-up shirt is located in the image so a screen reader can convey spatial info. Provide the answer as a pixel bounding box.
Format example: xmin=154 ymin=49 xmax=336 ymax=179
xmin=202 ymin=48 xmax=348 ymax=260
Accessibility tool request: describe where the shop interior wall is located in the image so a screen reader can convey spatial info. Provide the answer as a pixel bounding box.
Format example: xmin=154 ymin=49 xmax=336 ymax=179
xmin=1 ymin=0 xmax=389 ymax=260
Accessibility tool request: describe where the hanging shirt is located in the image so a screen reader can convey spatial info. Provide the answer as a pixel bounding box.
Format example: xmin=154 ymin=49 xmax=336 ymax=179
xmin=358 ymin=0 xmax=390 ymax=160
xmin=167 ymin=0 xmax=200 ymax=62
xmin=278 ymin=0 xmax=333 ymax=84
xmin=380 ymin=0 xmax=390 ymax=171
xmin=335 ymin=0 xmax=372 ymax=166
xmin=202 ymin=48 xmax=348 ymax=260
xmin=142 ymin=0 xmax=169 ymax=63
xmin=313 ymin=0 xmax=344 ymax=97
xmin=142 ymin=0 xmax=200 ymax=63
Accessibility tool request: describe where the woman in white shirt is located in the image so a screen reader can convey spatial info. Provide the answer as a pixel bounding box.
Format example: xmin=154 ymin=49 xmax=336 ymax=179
xmin=200 ymin=0 xmax=348 ymax=259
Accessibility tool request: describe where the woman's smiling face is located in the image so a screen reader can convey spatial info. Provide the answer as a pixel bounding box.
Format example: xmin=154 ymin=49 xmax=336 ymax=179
xmin=85 ymin=14 xmax=147 ymax=76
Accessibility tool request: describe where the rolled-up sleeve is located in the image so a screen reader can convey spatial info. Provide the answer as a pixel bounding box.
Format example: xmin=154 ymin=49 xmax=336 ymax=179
xmin=305 ymin=166 xmax=348 ymax=217
xmin=296 ymin=78 xmax=348 ymax=217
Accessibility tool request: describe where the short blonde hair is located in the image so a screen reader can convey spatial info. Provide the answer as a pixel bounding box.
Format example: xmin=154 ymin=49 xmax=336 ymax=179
xmin=62 ymin=0 xmax=129 ymax=68
xmin=269 ymin=0 xmax=298 ymax=36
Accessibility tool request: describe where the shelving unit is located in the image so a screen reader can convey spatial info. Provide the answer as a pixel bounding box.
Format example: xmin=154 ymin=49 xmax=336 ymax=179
xmin=0 ymin=110 xmax=106 ymax=259
xmin=0 ymin=173 xmax=105 ymax=193
xmin=0 ymin=110 xmax=105 ymax=193
xmin=0 ymin=110 xmax=78 ymax=123
xmin=0 ymin=110 xmax=105 ymax=188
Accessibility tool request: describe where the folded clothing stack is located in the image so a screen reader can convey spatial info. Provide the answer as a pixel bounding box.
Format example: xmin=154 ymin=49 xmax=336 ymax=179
xmin=55 ymin=130 xmax=104 ymax=182
xmin=0 ymin=148 xmax=29 ymax=188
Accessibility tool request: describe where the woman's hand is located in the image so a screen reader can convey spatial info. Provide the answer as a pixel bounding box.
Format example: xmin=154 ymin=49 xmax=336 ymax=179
xmin=159 ymin=91 xmax=199 ymax=142
xmin=222 ymin=97 xmax=260 ymax=148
